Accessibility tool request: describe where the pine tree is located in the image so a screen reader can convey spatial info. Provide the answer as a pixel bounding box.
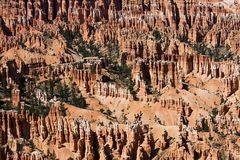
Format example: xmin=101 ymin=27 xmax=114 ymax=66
xmin=46 ymin=79 xmax=54 ymax=99
xmin=70 ymin=84 xmax=77 ymax=105
xmin=62 ymin=83 xmax=69 ymax=102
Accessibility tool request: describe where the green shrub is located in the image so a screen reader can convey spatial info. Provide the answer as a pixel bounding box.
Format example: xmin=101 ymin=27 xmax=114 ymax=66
xmin=211 ymin=108 xmax=218 ymax=118
xmin=59 ymin=28 xmax=101 ymax=57
xmin=105 ymin=109 xmax=112 ymax=116
xmin=0 ymin=101 xmax=13 ymax=110
xmin=191 ymin=43 xmax=234 ymax=62
xmin=153 ymin=30 xmax=162 ymax=40
xmin=59 ymin=28 xmax=76 ymax=48
xmin=99 ymin=108 xmax=104 ymax=113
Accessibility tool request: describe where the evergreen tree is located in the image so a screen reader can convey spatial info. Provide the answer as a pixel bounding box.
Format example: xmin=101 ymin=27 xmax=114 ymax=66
xmin=70 ymin=84 xmax=77 ymax=104
xmin=46 ymin=79 xmax=54 ymax=99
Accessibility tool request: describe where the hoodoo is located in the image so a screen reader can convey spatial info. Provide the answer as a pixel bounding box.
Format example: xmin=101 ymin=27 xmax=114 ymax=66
xmin=0 ymin=0 xmax=239 ymax=159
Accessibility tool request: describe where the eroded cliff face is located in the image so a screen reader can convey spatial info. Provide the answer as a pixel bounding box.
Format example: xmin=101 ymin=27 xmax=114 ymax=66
xmin=0 ymin=101 xmax=239 ymax=160
xmin=0 ymin=0 xmax=239 ymax=160
xmin=1 ymin=0 xmax=240 ymax=49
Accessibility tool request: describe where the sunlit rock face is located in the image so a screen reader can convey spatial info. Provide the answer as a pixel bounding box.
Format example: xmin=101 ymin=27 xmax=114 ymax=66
xmin=0 ymin=0 xmax=239 ymax=159
xmin=0 ymin=102 xmax=239 ymax=160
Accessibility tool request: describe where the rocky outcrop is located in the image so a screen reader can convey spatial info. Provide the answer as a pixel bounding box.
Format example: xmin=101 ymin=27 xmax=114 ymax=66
xmin=0 ymin=0 xmax=239 ymax=160
xmin=0 ymin=101 xmax=239 ymax=160
xmin=11 ymin=86 xmax=20 ymax=108
xmin=132 ymin=54 xmax=239 ymax=99
xmin=1 ymin=0 xmax=240 ymax=53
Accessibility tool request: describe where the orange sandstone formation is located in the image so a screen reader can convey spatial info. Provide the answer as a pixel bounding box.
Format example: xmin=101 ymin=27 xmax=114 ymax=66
xmin=0 ymin=0 xmax=239 ymax=159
